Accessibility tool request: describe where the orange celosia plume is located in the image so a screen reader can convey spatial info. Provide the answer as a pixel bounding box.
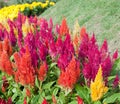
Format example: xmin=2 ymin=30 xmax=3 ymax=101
xmin=14 ymin=46 xmax=35 ymax=86
xmin=58 ymin=56 xmax=80 ymax=89
xmin=37 ymin=61 xmax=48 ymax=81
xmin=2 ymin=38 xmax=12 ymax=56
xmin=0 ymin=51 xmax=13 ymax=75
xmin=80 ymin=27 xmax=87 ymax=41
xmin=59 ymin=18 xmax=69 ymax=36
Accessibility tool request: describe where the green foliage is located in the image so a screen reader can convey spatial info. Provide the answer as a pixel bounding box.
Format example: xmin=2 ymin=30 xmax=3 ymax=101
xmin=103 ymin=93 xmax=120 ymax=103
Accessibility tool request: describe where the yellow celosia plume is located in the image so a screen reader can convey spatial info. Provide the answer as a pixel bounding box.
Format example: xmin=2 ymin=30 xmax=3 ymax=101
xmin=0 ymin=1 xmax=55 ymax=23
xmin=90 ymin=66 xmax=108 ymax=101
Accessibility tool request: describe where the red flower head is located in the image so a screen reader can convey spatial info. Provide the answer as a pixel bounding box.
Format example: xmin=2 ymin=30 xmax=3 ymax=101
xmin=80 ymin=27 xmax=87 ymax=41
xmin=24 ymin=98 xmax=27 ymax=104
xmin=77 ymin=96 xmax=84 ymax=104
xmin=52 ymin=95 xmax=57 ymax=104
xmin=37 ymin=61 xmax=48 ymax=81
xmin=3 ymin=38 xmax=12 ymax=56
xmin=113 ymin=74 xmax=119 ymax=88
xmin=112 ymin=50 xmax=118 ymax=61
xmin=1 ymin=76 xmax=9 ymax=92
xmin=0 ymin=42 xmax=3 ymax=55
xmin=0 ymin=51 xmax=13 ymax=75
xmin=0 ymin=97 xmax=12 ymax=104
xmin=42 ymin=98 xmax=48 ymax=104
xmin=26 ymin=88 xmax=31 ymax=97
xmin=58 ymin=56 xmax=80 ymax=89
xmin=59 ymin=18 xmax=69 ymax=36
xmin=14 ymin=46 xmax=35 ymax=86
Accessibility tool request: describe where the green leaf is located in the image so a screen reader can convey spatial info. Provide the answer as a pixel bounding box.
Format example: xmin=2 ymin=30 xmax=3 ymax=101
xmin=12 ymin=93 xmax=18 ymax=101
xmin=68 ymin=101 xmax=77 ymax=104
xmin=12 ymin=88 xmax=17 ymax=93
xmin=75 ymin=84 xmax=90 ymax=103
xmin=43 ymin=81 xmax=55 ymax=90
xmin=94 ymin=101 xmax=102 ymax=104
xmin=16 ymin=100 xmax=23 ymax=104
xmin=53 ymin=87 xmax=59 ymax=96
xmin=31 ymin=94 xmax=40 ymax=104
xmin=10 ymin=55 xmax=14 ymax=61
xmin=58 ymin=92 xmax=66 ymax=104
xmin=112 ymin=58 xmax=120 ymax=75
xmin=103 ymin=93 xmax=120 ymax=103
xmin=35 ymin=77 xmax=39 ymax=88
xmin=50 ymin=62 xmax=57 ymax=69
xmin=45 ymin=95 xmax=52 ymax=100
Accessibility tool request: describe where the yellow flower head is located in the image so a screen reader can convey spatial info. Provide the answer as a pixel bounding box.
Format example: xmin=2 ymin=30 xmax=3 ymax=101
xmin=90 ymin=65 xmax=108 ymax=101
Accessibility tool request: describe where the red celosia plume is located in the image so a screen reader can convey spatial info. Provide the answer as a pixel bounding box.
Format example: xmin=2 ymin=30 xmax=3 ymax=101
xmin=59 ymin=18 xmax=69 ymax=36
xmin=37 ymin=61 xmax=48 ymax=81
xmin=14 ymin=46 xmax=35 ymax=86
xmin=0 ymin=51 xmax=13 ymax=75
xmin=42 ymin=98 xmax=49 ymax=104
xmin=58 ymin=56 xmax=80 ymax=89
xmin=77 ymin=96 xmax=84 ymax=104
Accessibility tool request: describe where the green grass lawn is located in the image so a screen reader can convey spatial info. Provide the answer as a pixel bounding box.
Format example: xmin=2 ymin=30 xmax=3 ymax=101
xmin=41 ymin=0 xmax=120 ymax=53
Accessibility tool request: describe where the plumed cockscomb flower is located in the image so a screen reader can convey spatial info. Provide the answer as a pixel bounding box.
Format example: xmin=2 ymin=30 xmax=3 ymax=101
xmin=1 ymin=76 xmax=9 ymax=92
xmin=8 ymin=19 xmax=17 ymax=46
xmin=49 ymin=40 xmax=57 ymax=59
xmin=58 ymin=57 xmax=80 ymax=89
xmin=112 ymin=50 xmax=118 ymax=61
xmin=14 ymin=46 xmax=35 ymax=86
xmin=57 ymin=34 xmax=74 ymax=70
xmin=113 ymin=74 xmax=119 ymax=88
xmin=77 ymin=96 xmax=84 ymax=104
xmin=79 ymin=34 xmax=113 ymax=83
xmin=0 ymin=98 xmax=12 ymax=104
xmin=90 ymin=66 xmax=108 ymax=101
xmin=2 ymin=38 xmax=12 ymax=56
xmin=42 ymin=98 xmax=49 ymax=104
xmin=0 ymin=51 xmax=13 ymax=75
xmin=38 ymin=42 xmax=48 ymax=61
xmin=59 ymin=18 xmax=69 ymax=36
xmin=37 ymin=61 xmax=48 ymax=81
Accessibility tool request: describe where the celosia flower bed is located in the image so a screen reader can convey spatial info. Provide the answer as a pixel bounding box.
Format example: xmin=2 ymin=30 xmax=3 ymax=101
xmin=0 ymin=1 xmax=55 ymax=22
xmin=0 ymin=13 xmax=120 ymax=104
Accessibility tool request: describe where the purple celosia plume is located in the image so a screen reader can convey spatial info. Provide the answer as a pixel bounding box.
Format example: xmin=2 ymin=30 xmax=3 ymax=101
xmin=79 ymin=34 xmax=115 ymax=84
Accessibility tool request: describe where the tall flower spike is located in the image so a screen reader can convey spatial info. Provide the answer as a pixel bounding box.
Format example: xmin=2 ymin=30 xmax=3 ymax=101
xmin=77 ymin=96 xmax=84 ymax=104
xmin=59 ymin=18 xmax=69 ymax=36
xmin=58 ymin=56 xmax=80 ymax=89
xmin=37 ymin=61 xmax=48 ymax=81
xmin=42 ymin=98 xmax=49 ymax=104
xmin=3 ymin=38 xmax=12 ymax=56
xmin=0 ymin=51 xmax=13 ymax=75
xmin=14 ymin=46 xmax=35 ymax=86
xmin=90 ymin=66 xmax=108 ymax=101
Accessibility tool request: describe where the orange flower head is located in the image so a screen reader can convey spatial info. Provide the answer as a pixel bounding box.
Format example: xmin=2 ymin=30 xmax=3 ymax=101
xmin=14 ymin=46 xmax=35 ymax=86
xmin=80 ymin=27 xmax=87 ymax=41
xmin=0 ymin=42 xmax=3 ymax=56
xmin=23 ymin=98 xmax=27 ymax=104
xmin=38 ymin=61 xmax=48 ymax=81
xmin=58 ymin=56 xmax=80 ymax=89
xmin=77 ymin=96 xmax=84 ymax=104
xmin=59 ymin=18 xmax=69 ymax=36
xmin=3 ymin=38 xmax=12 ymax=56
xmin=42 ymin=98 xmax=49 ymax=104
xmin=26 ymin=88 xmax=31 ymax=97
xmin=0 ymin=51 xmax=13 ymax=75
xmin=52 ymin=95 xmax=57 ymax=104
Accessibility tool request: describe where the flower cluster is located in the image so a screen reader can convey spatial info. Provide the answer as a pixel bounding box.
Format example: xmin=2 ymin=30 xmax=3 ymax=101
xmin=0 ymin=1 xmax=55 ymax=22
xmin=58 ymin=56 xmax=80 ymax=89
xmin=90 ymin=66 xmax=108 ymax=101
xmin=79 ymin=33 xmax=117 ymax=84
xmin=0 ymin=14 xmax=119 ymax=104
